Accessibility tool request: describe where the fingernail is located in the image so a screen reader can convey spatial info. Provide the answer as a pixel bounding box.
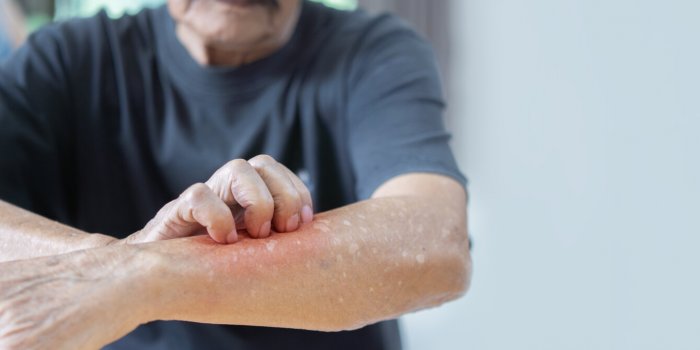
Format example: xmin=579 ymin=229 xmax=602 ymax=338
xmin=286 ymin=214 xmax=299 ymax=232
xmin=260 ymin=221 xmax=271 ymax=237
xmin=301 ymin=205 xmax=313 ymax=224
xmin=226 ymin=230 xmax=238 ymax=244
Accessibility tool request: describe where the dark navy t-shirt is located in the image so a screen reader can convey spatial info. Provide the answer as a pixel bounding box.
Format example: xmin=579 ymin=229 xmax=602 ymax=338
xmin=0 ymin=2 xmax=466 ymax=349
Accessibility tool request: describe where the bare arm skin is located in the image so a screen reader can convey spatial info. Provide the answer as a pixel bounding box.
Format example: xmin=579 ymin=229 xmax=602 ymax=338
xmin=156 ymin=174 xmax=470 ymax=331
xmin=0 ymin=173 xmax=471 ymax=349
xmin=0 ymin=200 xmax=117 ymax=262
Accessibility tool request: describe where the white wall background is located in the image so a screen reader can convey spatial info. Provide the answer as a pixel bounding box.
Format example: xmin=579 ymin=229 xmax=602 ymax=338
xmin=402 ymin=0 xmax=700 ymax=349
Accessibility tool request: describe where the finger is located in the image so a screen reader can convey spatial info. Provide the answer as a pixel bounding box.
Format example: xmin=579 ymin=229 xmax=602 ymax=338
xmin=248 ymin=155 xmax=303 ymax=232
xmin=176 ymin=183 xmax=237 ymax=243
xmin=206 ymin=159 xmax=274 ymax=238
xmin=281 ymin=166 xmax=314 ymax=224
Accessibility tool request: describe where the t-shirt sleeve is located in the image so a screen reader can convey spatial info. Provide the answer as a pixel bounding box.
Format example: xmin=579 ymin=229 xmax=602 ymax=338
xmin=0 ymin=26 xmax=74 ymax=218
xmin=346 ymin=17 xmax=467 ymax=200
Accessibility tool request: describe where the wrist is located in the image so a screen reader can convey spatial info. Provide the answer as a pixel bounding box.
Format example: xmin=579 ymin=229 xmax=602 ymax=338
xmin=88 ymin=243 xmax=167 ymax=328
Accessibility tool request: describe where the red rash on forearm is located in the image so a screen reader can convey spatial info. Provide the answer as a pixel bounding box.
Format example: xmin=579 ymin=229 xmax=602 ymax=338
xmin=142 ymin=196 xmax=470 ymax=331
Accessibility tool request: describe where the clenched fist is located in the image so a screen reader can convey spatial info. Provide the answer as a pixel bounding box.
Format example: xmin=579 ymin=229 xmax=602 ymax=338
xmin=126 ymin=155 xmax=313 ymax=244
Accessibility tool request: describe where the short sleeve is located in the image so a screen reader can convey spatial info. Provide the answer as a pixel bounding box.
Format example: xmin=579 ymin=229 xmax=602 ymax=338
xmin=0 ymin=26 xmax=74 ymax=219
xmin=346 ymin=16 xmax=467 ymax=200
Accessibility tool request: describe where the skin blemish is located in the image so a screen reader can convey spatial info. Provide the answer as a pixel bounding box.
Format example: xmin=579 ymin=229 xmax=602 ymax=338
xmin=416 ymin=254 xmax=425 ymax=264
xmin=313 ymin=222 xmax=330 ymax=233
xmin=338 ymin=297 xmax=345 ymax=303
xmin=402 ymin=251 xmax=408 ymax=258
xmin=265 ymin=240 xmax=277 ymax=252
xmin=348 ymin=243 xmax=359 ymax=255
xmin=441 ymin=228 xmax=450 ymax=238
xmin=342 ymin=220 xmax=352 ymax=226
xmin=357 ymin=214 xmax=366 ymax=219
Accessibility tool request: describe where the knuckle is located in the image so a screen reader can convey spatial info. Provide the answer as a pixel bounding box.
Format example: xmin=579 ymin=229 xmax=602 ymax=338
xmin=182 ymin=183 xmax=209 ymax=203
xmin=225 ymin=158 xmax=249 ymax=172
xmin=248 ymin=154 xmax=277 ymax=170
xmin=250 ymin=154 xmax=276 ymax=165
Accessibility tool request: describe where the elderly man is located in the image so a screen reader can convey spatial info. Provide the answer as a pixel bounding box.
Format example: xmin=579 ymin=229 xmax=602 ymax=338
xmin=0 ymin=0 xmax=471 ymax=349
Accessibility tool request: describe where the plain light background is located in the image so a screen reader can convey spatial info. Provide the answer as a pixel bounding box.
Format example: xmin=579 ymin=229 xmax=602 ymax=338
xmin=402 ymin=0 xmax=700 ymax=349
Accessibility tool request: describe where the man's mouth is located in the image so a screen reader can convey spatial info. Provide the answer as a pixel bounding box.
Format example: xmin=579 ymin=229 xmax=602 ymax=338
xmin=214 ymin=0 xmax=279 ymax=8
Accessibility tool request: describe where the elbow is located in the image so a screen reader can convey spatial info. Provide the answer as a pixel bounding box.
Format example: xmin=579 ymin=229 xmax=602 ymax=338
xmin=437 ymin=224 xmax=473 ymax=302
xmin=343 ymin=229 xmax=472 ymax=331
xmin=417 ymin=221 xmax=473 ymax=310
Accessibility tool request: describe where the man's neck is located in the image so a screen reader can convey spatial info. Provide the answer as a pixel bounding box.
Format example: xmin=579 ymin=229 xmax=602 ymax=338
xmin=175 ymin=24 xmax=282 ymax=67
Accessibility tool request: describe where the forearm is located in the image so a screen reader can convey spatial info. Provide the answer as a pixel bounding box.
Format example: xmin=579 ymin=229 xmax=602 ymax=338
xmin=0 ymin=199 xmax=116 ymax=262
xmin=0 ymin=180 xmax=470 ymax=347
xmin=145 ymin=196 xmax=471 ymax=331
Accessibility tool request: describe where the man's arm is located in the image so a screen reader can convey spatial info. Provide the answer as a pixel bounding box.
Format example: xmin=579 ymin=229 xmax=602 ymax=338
xmin=151 ymin=173 xmax=471 ymax=331
xmin=0 ymin=200 xmax=117 ymax=262
xmin=0 ymin=173 xmax=469 ymax=348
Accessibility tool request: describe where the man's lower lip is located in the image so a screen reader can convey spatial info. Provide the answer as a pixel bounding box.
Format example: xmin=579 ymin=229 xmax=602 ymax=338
xmin=214 ymin=0 xmax=255 ymax=6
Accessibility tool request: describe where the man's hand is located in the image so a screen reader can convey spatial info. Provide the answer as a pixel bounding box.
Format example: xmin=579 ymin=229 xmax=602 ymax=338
xmin=0 ymin=245 xmax=157 ymax=350
xmin=126 ymin=155 xmax=314 ymax=245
